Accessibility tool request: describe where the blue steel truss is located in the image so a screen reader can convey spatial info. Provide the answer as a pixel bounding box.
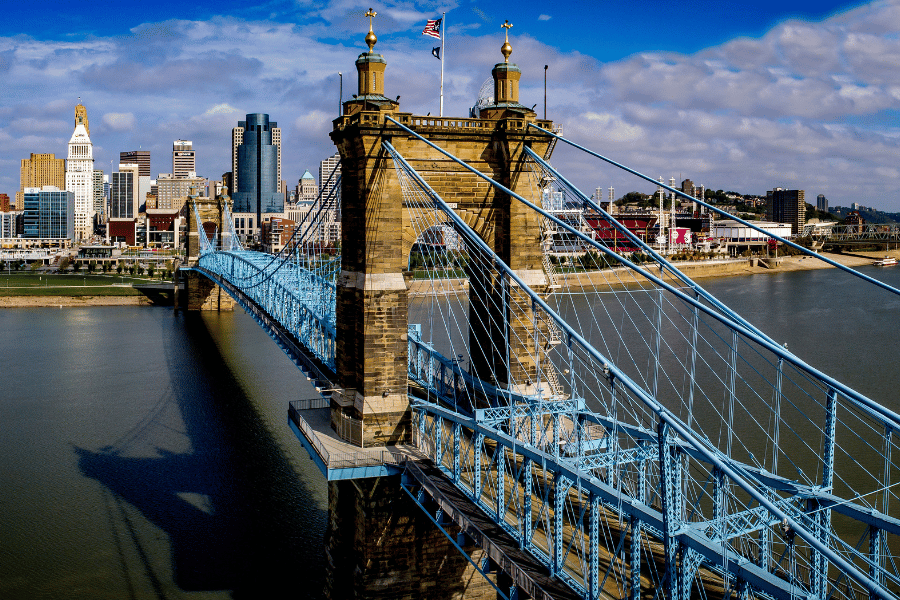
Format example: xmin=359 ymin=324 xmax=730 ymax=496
xmin=189 ymin=122 xmax=900 ymax=600
xmin=381 ymin=118 xmax=900 ymax=600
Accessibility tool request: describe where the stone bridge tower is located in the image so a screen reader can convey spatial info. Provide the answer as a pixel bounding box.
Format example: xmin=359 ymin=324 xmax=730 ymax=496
xmin=330 ymin=16 xmax=555 ymax=448
xmin=181 ymin=184 xmax=235 ymax=311
xmin=324 ymin=15 xmax=555 ymax=599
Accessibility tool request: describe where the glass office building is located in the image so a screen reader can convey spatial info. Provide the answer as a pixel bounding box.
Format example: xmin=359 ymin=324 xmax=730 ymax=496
xmin=23 ymin=186 xmax=75 ymax=239
xmin=232 ymin=113 xmax=284 ymax=222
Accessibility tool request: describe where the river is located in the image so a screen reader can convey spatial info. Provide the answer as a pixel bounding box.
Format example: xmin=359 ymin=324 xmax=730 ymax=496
xmin=1 ymin=264 xmax=899 ymax=599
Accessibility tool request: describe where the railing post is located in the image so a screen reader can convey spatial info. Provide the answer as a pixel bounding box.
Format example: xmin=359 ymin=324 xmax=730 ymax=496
xmin=812 ymin=386 xmax=837 ymax=599
xmin=630 ymin=440 xmax=646 ymax=600
xmin=435 ymin=415 xmax=444 ymax=468
xmin=552 ymin=471 xmax=566 ymax=577
xmin=497 ymin=445 xmax=506 ymax=520
xmin=453 ymin=422 xmax=461 ymax=484
xmin=523 ymin=457 xmax=533 ymax=550
xmin=658 ymin=421 xmax=682 ymax=599
xmin=588 ymin=491 xmax=600 ymax=599
xmin=474 ymin=432 xmax=484 ymax=502
xmin=871 ymin=425 xmax=892 ymax=599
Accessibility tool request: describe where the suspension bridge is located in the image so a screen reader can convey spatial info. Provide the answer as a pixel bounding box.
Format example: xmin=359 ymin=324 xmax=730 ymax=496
xmin=179 ymin=22 xmax=900 ymax=600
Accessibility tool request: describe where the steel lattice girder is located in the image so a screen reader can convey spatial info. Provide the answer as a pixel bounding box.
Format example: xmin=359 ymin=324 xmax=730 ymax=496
xmin=413 ymin=401 xmax=806 ymax=600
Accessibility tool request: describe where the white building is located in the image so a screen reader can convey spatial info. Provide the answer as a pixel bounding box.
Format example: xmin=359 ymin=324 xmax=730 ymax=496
xmin=712 ymin=220 xmax=792 ymax=242
xmin=172 ymin=140 xmax=195 ymax=178
xmin=297 ymin=170 xmax=318 ymax=204
xmin=65 ymin=105 xmax=94 ymax=242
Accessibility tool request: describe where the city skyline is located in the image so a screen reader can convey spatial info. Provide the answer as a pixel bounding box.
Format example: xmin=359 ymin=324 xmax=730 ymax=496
xmin=1 ymin=0 xmax=899 ymax=210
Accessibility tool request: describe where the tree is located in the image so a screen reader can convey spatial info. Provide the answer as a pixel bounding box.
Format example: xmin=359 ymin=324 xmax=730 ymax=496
xmin=617 ymin=191 xmax=651 ymax=206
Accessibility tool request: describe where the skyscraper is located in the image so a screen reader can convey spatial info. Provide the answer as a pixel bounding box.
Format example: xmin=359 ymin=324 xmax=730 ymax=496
xmin=766 ymin=188 xmax=806 ymax=235
xmin=75 ymin=103 xmax=90 ymax=137
xmin=318 ymin=153 xmax=341 ymax=201
xmin=108 ymin=164 xmax=140 ymax=245
xmin=66 ymin=103 xmax=95 ymax=241
xmin=232 ymin=115 xmax=281 ymax=198
xmin=172 ymin=140 xmax=195 ymax=178
xmin=119 ymin=150 xmax=150 ymax=178
xmin=17 ymin=153 xmax=65 ymax=210
xmin=92 ymin=169 xmax=105 ymax=220
xmin=232 ymin=114 xmax=284 ymax=239
xmin=317 ymin=153 xmax=342 ymax=244
xmin=817 ymin=194 xmax=828 ymax=213
xmin=109 ymin=164 xmax=140 ymax=220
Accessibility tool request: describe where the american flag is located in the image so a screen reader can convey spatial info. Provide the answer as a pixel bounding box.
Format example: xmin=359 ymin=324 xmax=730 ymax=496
xmin=422 ymin=18 xmax=442 ymax=39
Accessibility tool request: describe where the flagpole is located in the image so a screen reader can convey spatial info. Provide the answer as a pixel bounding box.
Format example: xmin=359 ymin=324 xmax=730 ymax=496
xmin=440 ymin=12 xmax=445 ymax=117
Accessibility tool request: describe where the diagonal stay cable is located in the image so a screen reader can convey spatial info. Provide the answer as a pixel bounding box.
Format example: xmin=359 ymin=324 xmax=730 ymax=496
xmin=381 ymin=131 xmax=897 ymax=600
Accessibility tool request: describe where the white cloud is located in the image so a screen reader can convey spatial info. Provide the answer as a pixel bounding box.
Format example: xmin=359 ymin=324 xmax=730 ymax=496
xmin=538 ymin=15 xmax=552 ymax=21
xmin=102 ymin=113 xmax=135 ymax=130
xmin=205 ymin=103 xmax=239 ymax=116
xmin=0 ymin=2 xmax=899 ymax=210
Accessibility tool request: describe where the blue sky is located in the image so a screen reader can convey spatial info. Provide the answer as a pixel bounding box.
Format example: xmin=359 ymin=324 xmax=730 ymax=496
xmin=2 ymin=0 xmax=899 ymax=210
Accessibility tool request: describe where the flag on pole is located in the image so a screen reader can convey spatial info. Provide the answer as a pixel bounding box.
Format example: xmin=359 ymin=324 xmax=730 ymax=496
xmin=432 ymin=47 xmax=441 ymax=60
xmin=422 ymin=18 xmax=442 ymax=39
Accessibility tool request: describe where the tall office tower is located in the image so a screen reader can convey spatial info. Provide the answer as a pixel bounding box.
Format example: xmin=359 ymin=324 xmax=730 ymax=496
xmin=92 ymin=169 xmax=105 ymax=220
xmin=232 ymin=114 xmax=281 ymax=197
xmin=109 ymin=164 xmax=140 ymax=220
xmin=817 ymin=194 xmax=828 ymax=213
xmin=172 ymin=140 xmax=195 ymax=178
xmin=298 ymin=170 xmax=318 ymax=203
xmin=66 ymin=106 xmax=95 ymax=242
xmin=681 ymin=178 xmax=695 ymax=198
xmin=17 ymin=153 xmax=65 ymax=209
xmin=0 ymin=194 xmax=10 ymax=212
xmin=22 ymin=186 xmax=75 ymax=240
xmin=75 ymin=102 xmax=90 ymax=137
xmin=108 ymin=164 xmax=140 ymax=245
xmin=119 ymin=151 xmax=151 ymax=178
xmin=317 ymin=153 xmax=342 ymax=244
xmin=766 ymin=188 xmax=806 ymax=235
xmin=232 ymin=114 xmax=284 ymax=238
xmin=318 ymin=153 xmax=341 ymax=200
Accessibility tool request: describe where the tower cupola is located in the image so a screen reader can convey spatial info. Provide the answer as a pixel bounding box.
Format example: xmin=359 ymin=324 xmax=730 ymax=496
xmin=343 ymin=8 xmax=399 ymax=116
xmin=477 ymin=20 xmax=535 ymax=120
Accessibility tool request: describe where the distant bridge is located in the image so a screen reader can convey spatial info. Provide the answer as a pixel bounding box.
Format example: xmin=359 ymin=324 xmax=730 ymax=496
xmin=800 ymin=222 xmax=900 ymax=247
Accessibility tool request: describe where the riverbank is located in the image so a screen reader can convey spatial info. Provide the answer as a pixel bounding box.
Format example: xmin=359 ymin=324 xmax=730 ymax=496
xmin=554 ymin=249 xmax=900 ymax=290
xmin=0 ymin=295 xmax=150 ymax=307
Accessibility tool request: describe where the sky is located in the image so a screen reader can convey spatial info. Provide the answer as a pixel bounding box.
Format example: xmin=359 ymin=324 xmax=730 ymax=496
xmin=2 ymin=0 xmax=899 ymax=211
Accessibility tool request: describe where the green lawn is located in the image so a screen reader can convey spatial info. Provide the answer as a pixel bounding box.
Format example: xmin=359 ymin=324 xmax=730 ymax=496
xmin=0 ymin=272 xmax=163 ymax=296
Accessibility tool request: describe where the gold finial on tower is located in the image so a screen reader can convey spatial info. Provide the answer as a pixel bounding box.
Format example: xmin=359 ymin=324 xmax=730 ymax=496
xmin=365 ymin=8 xmax=378 ymax=52
xmin=500 ymin=20 xmax=513 ymax=62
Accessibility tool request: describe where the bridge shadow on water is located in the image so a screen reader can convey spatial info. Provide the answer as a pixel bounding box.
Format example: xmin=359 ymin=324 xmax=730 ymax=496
xmin=75 ymin=311 xmax=325 ymax=599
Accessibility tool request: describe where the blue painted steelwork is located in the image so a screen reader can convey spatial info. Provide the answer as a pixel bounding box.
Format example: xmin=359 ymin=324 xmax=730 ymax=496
xmin=380 ymin=128 xmax=900 ymax=600
xmin=187 ymin=120 xmax=900 ymax=600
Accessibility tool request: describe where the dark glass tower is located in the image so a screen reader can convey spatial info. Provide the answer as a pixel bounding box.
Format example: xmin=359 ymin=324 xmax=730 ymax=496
xmin=232 ymin=114 xmax=284 ymax=231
